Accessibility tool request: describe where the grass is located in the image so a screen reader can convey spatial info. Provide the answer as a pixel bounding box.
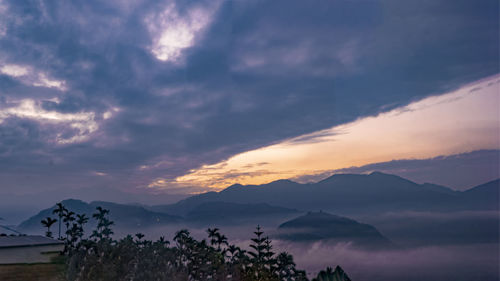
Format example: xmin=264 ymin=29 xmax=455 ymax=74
xmin=0 ymin=255 xmax=66 ymax=281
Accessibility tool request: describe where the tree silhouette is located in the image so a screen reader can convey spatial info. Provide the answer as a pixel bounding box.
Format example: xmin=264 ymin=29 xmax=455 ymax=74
xmin=75 ymin=214 xmax=88 ymax=239
xmin=40 ymin=217 xmax=57 ymax=238
xmin=91 ymin=206 xmax=114 ymax=240
xmin=276 ymin=252 xmax=307 ymax=280
xmin=44 ymin=205 xmax=349 ymax=281
xmin=52 ymin=202 xmax=67 ymax=240
xmin=63 ymin=213 xmax=89 ymax=251
xmin=263 ymin=236 xmax=276 ymax=273
xmin=248 ymin=225 xmax=276 ymax=280
xmin=216 ymin=233 xmax=228 ymax=251
xmin=312 ymin=266 xmax=351 ymax=281
xmin=63 ymin=211 xmax=76 ymax=241
xmin=249 ymin=225 xmax=266 ymax=263
xmin=76 ymin=214 xmax=89 ymax=227
xmin=207 ymin=227 xmax=220 ymax=247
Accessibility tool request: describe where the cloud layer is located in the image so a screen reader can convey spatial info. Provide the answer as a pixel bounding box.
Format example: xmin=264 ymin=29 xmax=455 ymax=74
xmin=0 ymin=0 xmax=498 ymax=196
xmin=167 ymin=77 xmax=499 ymax=191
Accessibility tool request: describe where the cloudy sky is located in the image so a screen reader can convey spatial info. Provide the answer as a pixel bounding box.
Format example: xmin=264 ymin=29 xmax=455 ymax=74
xmin=0 ymin=0 xmax=498 ymax=202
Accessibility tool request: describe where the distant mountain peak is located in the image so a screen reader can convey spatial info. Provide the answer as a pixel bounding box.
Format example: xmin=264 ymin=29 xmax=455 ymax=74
xmin=317 ymin=170 xmax=410 ymax=185
xmin=367 ymin=171 xmax=413 ymax=182
xmin=61 ymin=198 xmax=87 ymax=204
xmin=270 ymin=179 xmax=296 ymax=184
xmin=220 ymin=183 xmax=245 ymax=193
xmin=221 ymin=179 xmax=299 ymax=193
xmin=368 ymin=171 xmax=393 ymax=176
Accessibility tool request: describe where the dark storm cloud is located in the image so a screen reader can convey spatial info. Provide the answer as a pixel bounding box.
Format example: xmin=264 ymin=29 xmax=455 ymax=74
xmin=0 ymin=0 xmax=498 ymax=195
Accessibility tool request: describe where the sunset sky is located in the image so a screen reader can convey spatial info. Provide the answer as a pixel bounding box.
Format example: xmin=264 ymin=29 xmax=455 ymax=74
xmin=0 ymin=0 xmax=498 ymax=201
xmin=159 ymin=75 xmax=499 ymax=191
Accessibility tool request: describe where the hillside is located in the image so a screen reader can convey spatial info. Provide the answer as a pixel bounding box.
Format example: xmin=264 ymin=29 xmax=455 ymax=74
xmin=18 ymin=199 xmax=181 ymax=233
xmin=18 ymin=200 xmax=302 ymax=233
xmin=277 ymin=211 xmax=392 ymax=248
xmin=185 ymin=202 xmax=299 ymax=225
xmin=460 ymin=179 xmax=499 ymax=209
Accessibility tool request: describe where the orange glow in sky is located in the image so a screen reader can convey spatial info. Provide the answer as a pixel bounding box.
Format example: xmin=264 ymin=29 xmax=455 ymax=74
xmin=149 ymin=75 xmax=500 ymax=191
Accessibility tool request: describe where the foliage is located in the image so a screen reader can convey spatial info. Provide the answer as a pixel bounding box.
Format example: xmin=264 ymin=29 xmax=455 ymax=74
xmin=52 ymin=202 xmax=67 ymax=240
xmin=311 ymin=266 xmax=351 ymax=281
xmin=40 ymin=217 xmax=57 ymax=238
xmin=41 ymin=202 xmax=349 ymax=281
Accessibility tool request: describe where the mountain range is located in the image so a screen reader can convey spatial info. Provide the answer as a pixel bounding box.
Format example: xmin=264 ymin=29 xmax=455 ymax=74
xmin=151 ymin=172 xmax=499 ymax=216
xmin=15 ymin=172 xmax=499 ymax=241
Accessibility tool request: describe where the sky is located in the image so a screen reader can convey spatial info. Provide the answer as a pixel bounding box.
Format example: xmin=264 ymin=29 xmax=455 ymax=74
xmin=0 ymin=0 xmax=498 ymax=202
xmin=162 ymin=76 xmax=500 ymax=191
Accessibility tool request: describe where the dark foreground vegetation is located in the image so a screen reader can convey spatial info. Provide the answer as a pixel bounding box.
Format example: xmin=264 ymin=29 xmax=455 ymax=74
xmin=40 ymin=202 xmax=351 ymax=281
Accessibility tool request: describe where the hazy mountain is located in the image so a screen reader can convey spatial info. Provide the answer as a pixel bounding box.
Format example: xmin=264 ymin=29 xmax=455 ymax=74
xmin=360 ymin=210 xmax=500 ymax=247
xmin=418 ymin=183 xmax=460 ymax=195
xmin=17 ymin=174 xmax=499 ymax=236
xmin=18 ymin=199 xmax=301 ymax=234
xmin=185 ymin=202 xmax=299 ymax=226
xmin=460 ymin=179 xmax=499 ymax=209
xmin=18 ymin=199 xmax=181 ymax=234
xmin=0 ymin=188 xmax=187 ymax=225
xmin=152 ymin=172 xmax=499 ymax=216
xmin=277 ymin=211 xmax=392 ymax=249
xmin=150 ymin=179 xmax=303 ymax=216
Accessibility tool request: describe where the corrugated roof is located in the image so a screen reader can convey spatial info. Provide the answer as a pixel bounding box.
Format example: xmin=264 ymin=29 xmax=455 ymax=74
xmin=0 ymin=235 xmax=63 ymax=248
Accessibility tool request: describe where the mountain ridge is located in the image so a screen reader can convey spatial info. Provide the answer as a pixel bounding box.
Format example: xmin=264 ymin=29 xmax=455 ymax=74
xmin=152 ymin=172 xmax=498 ymax=216
xmin=17 ymin=173 xmax=499 ymax=234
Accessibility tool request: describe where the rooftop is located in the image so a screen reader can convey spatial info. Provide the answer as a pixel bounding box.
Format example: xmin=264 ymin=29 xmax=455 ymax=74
xmin=0 ymin=235 xmax=63 ymax=249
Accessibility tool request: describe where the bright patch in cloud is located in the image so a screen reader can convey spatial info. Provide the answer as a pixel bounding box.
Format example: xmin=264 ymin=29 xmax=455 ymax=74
xmin=0 ymin=63 xmax=66 ymax=90
xmin=102 ymin=107 xmax=120 ymax=120
xmin=150 ymin=75 xmax=500 ymax=190
xmin=0 ymin=64 xmax=29 ymax=77
xmin=145 ymin=2 xmax=220 ymax=62
xmin=33 ymin=73 xmax=66 ymax=90
xmin=0 ymin=99 xmax=98 ymax=144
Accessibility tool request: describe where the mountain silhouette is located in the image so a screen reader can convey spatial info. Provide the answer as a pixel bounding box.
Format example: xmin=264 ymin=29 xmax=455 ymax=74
xmin=277 ymin=211 xmax=392 ymax=249
xmin=18 ymin=199 xmax=181 ymax=233
xmin=18 ymin=200 xmax=301 ymax=232
xmin=17 ymin=174 xmax=499 ymax=235
xmin=460 ymin=179 xmax=499 ymax=209
xmin=152 ymin=172 xmax=499 ymax=216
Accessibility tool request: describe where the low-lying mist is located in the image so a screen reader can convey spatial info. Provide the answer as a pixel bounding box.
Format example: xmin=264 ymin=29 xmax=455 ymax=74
xmin=113 ymin=210 xmax=499 ymax=281
xmin=120 ymin=223 xmax=499 ymax=281
xmin=275 ymin=241 xmax=499 ymax=281
xmin=354 ymin=210 xmax=499 ymax=246
xmin=16 ymin=208 xmax=500 ymax=281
